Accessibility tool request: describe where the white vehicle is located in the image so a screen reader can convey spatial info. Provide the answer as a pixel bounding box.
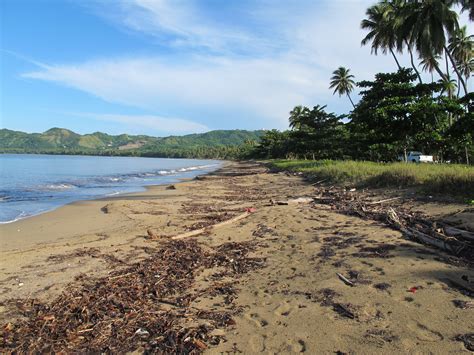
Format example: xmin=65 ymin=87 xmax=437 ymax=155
xmin=399 ymin=151 xmax=434 ymax=163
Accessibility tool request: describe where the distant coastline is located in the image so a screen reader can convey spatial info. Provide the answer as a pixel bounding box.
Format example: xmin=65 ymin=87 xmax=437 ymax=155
xmin=0 ymin=127 xmax=264 ymax=160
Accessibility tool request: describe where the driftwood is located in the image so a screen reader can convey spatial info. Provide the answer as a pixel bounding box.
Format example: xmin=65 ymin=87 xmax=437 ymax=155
xmin=336 ymin=273 xmax=355 ymax=287
xmin=313 ymin=188 xmax=474 ymax=262
xmin=172 ymin=211 xmax=253 ymax=240
xmin=443 ymin=225 xmax=474 ymax=242
xmin=367 ymin=197 xmax=401 ymax=205
xmin=271 ymin=197 xmax=314 ymax=205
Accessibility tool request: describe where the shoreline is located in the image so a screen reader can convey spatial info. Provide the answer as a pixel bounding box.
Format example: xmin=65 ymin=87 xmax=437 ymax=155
xmin=1 ymin=162 xmax=473 ymax=353
xmin=0 ymin=159 xmax=226 ymax=225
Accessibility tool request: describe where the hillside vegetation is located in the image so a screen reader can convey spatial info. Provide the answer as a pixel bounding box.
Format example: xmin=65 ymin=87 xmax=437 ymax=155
xmin=0 ymin=128 xmax=264 ymax=159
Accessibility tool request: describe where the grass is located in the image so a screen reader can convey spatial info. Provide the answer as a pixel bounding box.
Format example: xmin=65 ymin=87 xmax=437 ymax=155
xmin=268 ymin=159 xmax=474 ymax=200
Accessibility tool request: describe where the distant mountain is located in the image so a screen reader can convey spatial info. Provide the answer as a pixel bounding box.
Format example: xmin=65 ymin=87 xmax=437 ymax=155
xmin=0 ymin=128 xmax=265 ymax=159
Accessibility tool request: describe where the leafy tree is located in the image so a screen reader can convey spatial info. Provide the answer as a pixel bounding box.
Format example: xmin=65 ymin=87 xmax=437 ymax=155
xmin=350 ymin=69 xmax=464 ymax=161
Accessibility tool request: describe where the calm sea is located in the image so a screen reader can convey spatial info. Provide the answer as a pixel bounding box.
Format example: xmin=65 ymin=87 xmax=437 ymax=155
xmin=0 ymin=154 xmax=221 ymax=223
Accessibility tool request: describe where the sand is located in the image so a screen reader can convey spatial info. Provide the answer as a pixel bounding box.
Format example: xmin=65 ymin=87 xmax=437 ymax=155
xmin=1 ymin=162 xmax=473 ymax=353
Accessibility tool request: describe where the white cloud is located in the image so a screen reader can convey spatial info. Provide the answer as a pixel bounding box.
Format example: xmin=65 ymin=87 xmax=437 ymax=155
xmin=23 ymin=0 xmax=474 ymax=130
xmin=67 ymin=112 xmax=208 ymax=134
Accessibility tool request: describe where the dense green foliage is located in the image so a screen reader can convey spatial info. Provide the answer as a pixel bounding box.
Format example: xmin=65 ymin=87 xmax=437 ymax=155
xmin=0 ymin=128 xmax=264 ymax=159
xmin=252 ymin=69 xmax=473 ymax=162
xmin=252 ymin=0 xmax=473 ymax=165
xmin=269 ymin=159 xmax=474 ymax=198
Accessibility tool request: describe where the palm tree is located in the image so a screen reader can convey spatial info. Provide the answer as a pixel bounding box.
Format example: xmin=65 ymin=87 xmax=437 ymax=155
xmin=289 ymin=105 xmax=309 ymax=130
xmin=420 ymin=53 xmax=443 ymax=82
xmin=449 ymin=25 xmax=474 ymax=93
xmin=361 ymin=2 xmax=402 ymax=70
xmin=400 ymin=0 xmax=468 ymax=94
xmin=458 ymin=57 xmax=474 ymax=84
xmin=455 ymin=0 xmax=474 ymax=21
xmin=329 ymin=67 xmax=356 ymax=108
xmin=440 ymin=77 xmax=458 ymax=98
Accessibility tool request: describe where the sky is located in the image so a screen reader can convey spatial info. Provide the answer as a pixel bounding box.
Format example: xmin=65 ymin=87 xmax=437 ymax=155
xmin=1 ymin=0 xmax=473 ymax=136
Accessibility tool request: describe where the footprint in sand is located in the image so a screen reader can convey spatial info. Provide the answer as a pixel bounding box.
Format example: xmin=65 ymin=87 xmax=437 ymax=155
xmin=245 ymin=312 xmax=269 ymax=328
xmin=273 ymin=302 xmax=293 ymax=317
xmin=408 ymin=322 xmax=444 ymax=342
xmin=249 ymin=335 xmax=267 ymax=352
xmin=281 ymin=339 xmax=306 ymax=353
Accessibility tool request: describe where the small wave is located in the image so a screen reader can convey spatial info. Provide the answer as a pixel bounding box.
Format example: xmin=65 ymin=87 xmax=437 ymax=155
xmin=40 ymin=183 xmax=77 ymax=191
xmin=0 ymin=210 xmax=29 ymax=224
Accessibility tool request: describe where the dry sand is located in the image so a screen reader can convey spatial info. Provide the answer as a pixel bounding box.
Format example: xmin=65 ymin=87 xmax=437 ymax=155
xmin=1 ymin=162 xmax=473 ymax=353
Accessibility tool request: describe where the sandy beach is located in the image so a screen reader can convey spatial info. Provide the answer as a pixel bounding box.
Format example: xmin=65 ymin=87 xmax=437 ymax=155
xmin=1 ymin=162 xmax=473 ymax=353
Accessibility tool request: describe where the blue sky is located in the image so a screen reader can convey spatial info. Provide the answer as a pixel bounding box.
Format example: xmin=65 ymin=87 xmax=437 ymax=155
xmin=1 ymin=0 xmax=472 ymax=136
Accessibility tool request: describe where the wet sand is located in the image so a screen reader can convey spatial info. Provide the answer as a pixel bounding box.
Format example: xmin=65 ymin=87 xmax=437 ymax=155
xmin=1 ymin=162 xmax=473 ymax=353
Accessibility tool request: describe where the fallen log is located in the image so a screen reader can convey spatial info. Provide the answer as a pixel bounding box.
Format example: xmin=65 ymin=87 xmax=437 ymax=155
xmin=443 ymin=225 xmax=474 ymax=242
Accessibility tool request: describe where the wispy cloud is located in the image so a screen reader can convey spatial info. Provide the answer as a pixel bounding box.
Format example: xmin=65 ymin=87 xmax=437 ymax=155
xmin=21 ymin=0 xmax=474 ymax=131
xmin=66 ymin=111 xmax=209 ymax=135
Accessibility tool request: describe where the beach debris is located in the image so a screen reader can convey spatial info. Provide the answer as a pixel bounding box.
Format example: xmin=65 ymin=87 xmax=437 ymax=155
xmin=407 ymin=286 xmax=423 ymax=293
xmin=310 ymin=178 xmax=328 ymax=186
xmin=456 ymin=333 xmax=474 ymax=351
xmin=166 ymin=185 xmax=176 ymax=190
xmin=245 ymin=207 xmax=256 ymax=213
xmin=1 ymin=239 xmax=265 ymax=352
xmin=172 ymin=211 xmax=253 ymax=240
xmin=367 ymin=197 xmax=401 ymax=205
xmin=271 ymin=197 xmax=314 ymax=205
xmin=373 ymin=283 xmax=391 ymax=291
xmin=332 ymin=303 xmax=356 ymax=319
xmin=336 ymin=273 xmax=355 ymax=287
xmin=452 ymin=300 xmax=474 ymax=309
xmin=134 ymin=328 xmax=150 ymax=337
xmin=252 ymin=224 xmax=277 ymax=238
xmin=311 ymin=187 xmax=474 ymax=263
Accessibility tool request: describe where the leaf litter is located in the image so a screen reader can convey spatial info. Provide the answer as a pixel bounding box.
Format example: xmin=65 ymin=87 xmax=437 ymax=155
xmin=1 ymin=239 xmax=265 ymax=353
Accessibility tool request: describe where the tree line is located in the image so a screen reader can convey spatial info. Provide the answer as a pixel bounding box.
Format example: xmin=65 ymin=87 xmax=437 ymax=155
xmin=251 ymin=0 xmax=473 ymax=164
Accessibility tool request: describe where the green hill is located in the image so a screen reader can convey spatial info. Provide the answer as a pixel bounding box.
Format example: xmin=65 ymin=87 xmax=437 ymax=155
xmin=0 ymin=128 xmax=265 ymax=159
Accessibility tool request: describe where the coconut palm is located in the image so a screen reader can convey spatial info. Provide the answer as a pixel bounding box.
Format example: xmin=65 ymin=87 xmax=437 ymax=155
xmin=400 ymin=0 xmax=468 ymax=94
xmin=289 ymin=105 xmax=310 ymax=130
xmin=458 ymin=57 xmax=474 ymax=83
xmin=440 ymin=77 xmax=458 ymax=98
xmin=449 ymin=25 xmax=474 ymax=93
xmin=420 ymin=53 xmax=443 ymax=82
xmin=361 ymin=2 xmax=402 ymax=70
xmin=388 ymin=0 xmax=423 ymax=83
xmin=455 ymin=0 xmax=474 ymax=21
xmin=329 ymin=67 xmax=356 ymax=108
xmin=449 ymin=26 xmax=474 ymax=64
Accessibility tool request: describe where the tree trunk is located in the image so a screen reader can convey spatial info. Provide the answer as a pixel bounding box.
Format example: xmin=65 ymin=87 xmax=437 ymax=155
xmin=466 ymin=146 xmax=470 ymax=165
xmin=433 ymin=62 xmax=448 ymax=82
xmin=390 ymin=48 xmax=402 ymax=71
xmin=444 ymin=46 xmax=468 ymax=95
xmin=347 ymin=93 xmax=355 ymax=109
xmin=405 ymin=41 xmax=422 ymax=84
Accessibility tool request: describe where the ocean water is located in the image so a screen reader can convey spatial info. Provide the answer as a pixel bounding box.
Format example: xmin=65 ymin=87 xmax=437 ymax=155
xmin=0 ymin=154 xmax=221 ymax=223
